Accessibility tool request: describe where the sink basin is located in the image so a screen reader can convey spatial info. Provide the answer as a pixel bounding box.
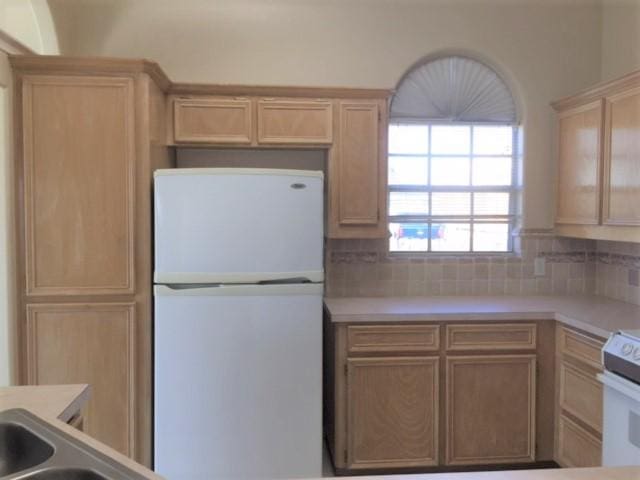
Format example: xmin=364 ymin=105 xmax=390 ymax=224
xmin=0 ymin=423 xmax=54 ymax=476
xmin=0 ymin=409 xmax=148 ymax=480
xmin=19 ymin=469 xmax=108 ymax=480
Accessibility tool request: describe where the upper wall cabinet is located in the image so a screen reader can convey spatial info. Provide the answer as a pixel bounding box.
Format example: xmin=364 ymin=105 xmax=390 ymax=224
xmin=167 ymin=87 xmax=391 ymax=239
xmin=556 ymin=101 xmax=602 ymax=225
xmin=553 ymin=70 xmax=640 ymax=242
xmin=257 ymin=98 xmax=332 ymax=144
xmin=603 ymin=86 xmax=640 ymax=226
xmin=328 ymin=99 xmax=388 ymax=238
xmin=22 ymin=75 xmax=136 ymax=296
xmin=173 ymin=97 xmax=254 ymax=144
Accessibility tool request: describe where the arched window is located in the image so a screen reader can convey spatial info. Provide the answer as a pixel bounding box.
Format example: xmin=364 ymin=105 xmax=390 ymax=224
xmin=388 ymin=55 xmax=519 ymax=253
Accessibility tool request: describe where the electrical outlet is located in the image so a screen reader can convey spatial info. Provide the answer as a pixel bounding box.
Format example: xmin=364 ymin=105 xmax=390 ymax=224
xmin=534 ymin=257 xmax=546 ymax=277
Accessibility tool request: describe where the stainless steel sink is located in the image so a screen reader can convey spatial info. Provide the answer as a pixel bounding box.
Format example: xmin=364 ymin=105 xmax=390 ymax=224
xmin=0 ymin=410 xmax=150 ymax=480
xmin=0 ymin=422 xmax=54 ymax=476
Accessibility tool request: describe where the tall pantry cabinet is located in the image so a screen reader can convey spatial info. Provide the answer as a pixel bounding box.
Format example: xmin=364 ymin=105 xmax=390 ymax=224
xmin=10 ymin=56 xmax=172 ymax=466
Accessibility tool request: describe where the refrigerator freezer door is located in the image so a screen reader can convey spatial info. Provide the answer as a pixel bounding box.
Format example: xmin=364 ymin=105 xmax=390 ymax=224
xmin=154 ymin=284 xmax=323 ymax=479
xmin=154 ymin=168 xmax=324 ymax=284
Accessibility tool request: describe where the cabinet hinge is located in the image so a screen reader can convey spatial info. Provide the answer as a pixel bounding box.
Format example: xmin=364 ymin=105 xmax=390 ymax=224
xmin=344 ymin=449 xmax=348 ymax=464
xmin=344 ymin=364 xmax=348 ymax=376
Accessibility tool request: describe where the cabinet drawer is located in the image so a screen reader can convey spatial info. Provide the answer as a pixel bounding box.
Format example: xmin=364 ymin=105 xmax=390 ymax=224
xmin=558 ymin=327 xmax=604 ymax=370
xmin=347 ymin=325 xmax=440 ymax=354
xmin=559 ymin=361 xmax=603 ymax=433
xmin=445 ymin=324 xmax=536 ymax=351
xmin=257 ymin=99 xmax=332 ymax=144
xmin=557 ymin=415 xmax=601 ymax=468
xmin=173 ymin=97 xmax=253 ymax=144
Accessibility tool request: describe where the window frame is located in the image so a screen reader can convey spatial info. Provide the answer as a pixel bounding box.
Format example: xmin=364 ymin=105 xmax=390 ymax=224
xmin=387 ymin=120 xmax=519 ymax=254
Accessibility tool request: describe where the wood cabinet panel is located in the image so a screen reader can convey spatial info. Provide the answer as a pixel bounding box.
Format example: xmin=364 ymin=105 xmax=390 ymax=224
xmin=445 ymin=355 xmax=536 ymax=465
xmin=559 ymin=360 xmax=603 ymax=433
xmin=22 ymin=76 xmax=135 ymax=296
xmin=347 ymin=357 xmax=438 ymax=469
xmin=173 ymin=97 xmax=253 ymax=144
xmin=347 ymin=325 xmax=440 ymax=354
xmin=558 ymin=327 xmax=604 ymax=370
xmin=25 ymin=303 xmax=135 ymax=457
xmin=557 ymin=414 xmax=602 ymax=468
xmin=329 ymin=100 xmax=387 ymax=238
xmin=257 ymin=98 xmax=332 ymax=144
xmin=603 ymin=87 xmax=640 ymax=225
xmin=556 ymin=101 xmax=603 ymax=225
xmin=445 ymin=324 xmax=536 ymax=351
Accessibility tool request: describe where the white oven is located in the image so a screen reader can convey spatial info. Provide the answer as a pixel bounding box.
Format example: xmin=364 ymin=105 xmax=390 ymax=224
xmin=599 ymin=330 xmax=640 ymax=466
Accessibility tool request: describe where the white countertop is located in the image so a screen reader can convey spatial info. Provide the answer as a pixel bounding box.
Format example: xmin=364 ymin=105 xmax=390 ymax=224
xmin=324 ymin=295 xmax=640 ymax=339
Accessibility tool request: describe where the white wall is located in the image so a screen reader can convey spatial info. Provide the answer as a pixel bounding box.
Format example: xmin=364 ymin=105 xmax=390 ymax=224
xmin=601 ymin=0 xmax=640 ymax=81
xmin=0 ymin=51 xmax=13 ymax=387
xmin=0 ymin=0 xmax=59 ymax=54
xmin=48 ymin=0 xmax=604 ymax=230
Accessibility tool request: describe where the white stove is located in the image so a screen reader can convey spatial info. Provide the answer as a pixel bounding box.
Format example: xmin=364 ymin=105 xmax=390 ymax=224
xmin=599 ymin=330 xmax=640 ymax=466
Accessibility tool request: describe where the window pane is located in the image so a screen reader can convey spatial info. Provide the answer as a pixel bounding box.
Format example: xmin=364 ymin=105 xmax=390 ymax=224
xmin=389 ymin=222 xmax=430 ymax=252
xmin=473 ymin=223 xmax=510 ymax=251
xmin=432 ymin=192 xmax=471 ymax=215
xmin=472 ymin=157 xmax=512 ymax=185
xmin=389 ymin=192 xmax=429 ymax=216
xmin=431 ymin=125 xmax=470 ymax=154
xmin=389 ymin=124 xmax=429 ymax=154
xmin=389 ymin=156 xmax=428 ymax=185
xmin=431 ymin=157 xmax=470 ymax=185
xmin=473 ymin=192 xmax=510 ymax=215
xmin=473 ymin=126 xmax=513 ymax=155
xmin=431 ymin=223 xmax=470 ymax=252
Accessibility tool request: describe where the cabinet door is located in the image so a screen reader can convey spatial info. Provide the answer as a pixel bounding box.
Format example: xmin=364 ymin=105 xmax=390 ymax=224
xmin=347 ymin=357 xmax=439 ymax=469
xmin=556 ymin=101 xmax=603 ymax=225
xmin=173 ymin=97 xmax=253 ymax=144
xmin=557 ymin=414 xmax=601 ymax=467
xmin=328 ymin=100 xmax=387 ymax=238
xmin=559 ymin=360 xmax=603 ymax=433
xmin=26 ymin=303 xmax=135 ymax=457
xmin=446 ymin=355 xmax=536 ymax=465
xmin=22 ymin=76 xmax=135 ymax=296
xmin=257 ymin=98 xmax=332 ymax=144
xmin=603 ymin=87 xmax=640 ymax=225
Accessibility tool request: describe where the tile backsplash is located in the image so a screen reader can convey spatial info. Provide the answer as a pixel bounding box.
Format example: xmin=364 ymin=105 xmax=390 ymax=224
xmin=324 ymin=235 xmax=640 ymax=306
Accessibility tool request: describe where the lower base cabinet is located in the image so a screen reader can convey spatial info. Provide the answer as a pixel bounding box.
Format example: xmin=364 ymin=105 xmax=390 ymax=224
xmin=446 ymin=355 xmax=536 ymax=465
xmin=557 ymin=415 xmax=602 ymax=467
xmin=25 ymin=303 xmax=136 ymax=456
xmin=346 ymin=357 xmax=439 ymax=469
xmin=325 ymin=320 xmax=543 ymax=473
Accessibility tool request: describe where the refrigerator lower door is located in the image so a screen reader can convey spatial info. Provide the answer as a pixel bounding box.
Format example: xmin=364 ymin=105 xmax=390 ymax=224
xmin=154 ymin=284 xmax=323 ymax=479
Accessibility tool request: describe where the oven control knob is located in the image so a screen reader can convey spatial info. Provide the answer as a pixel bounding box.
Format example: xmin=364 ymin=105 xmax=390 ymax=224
xmin=622 ymin=343 xmax=634 ymax=356
xmin=633 ymin=347 xmax=640 ymax=361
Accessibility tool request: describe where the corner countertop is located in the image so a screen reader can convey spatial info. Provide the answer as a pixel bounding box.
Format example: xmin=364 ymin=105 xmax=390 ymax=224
xmin=0 ymin=384 xmax=162 ymax=480
xmin=316 ymin=467 xmax=640 ymax=480
xmin=324 ymin=295 xmax=640 ymax=339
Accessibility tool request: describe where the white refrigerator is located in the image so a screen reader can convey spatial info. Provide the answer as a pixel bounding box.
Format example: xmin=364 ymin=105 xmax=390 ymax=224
xmin=153 ymin=168 xmax=324 ymax=480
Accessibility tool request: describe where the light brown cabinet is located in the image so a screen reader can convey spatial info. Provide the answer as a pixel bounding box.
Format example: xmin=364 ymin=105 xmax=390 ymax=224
xmin=11 ymin=56 xmax=172 ymax=466
xmin=25 ymin=303 xmax=136 ymax=455
xmin=603 ymin=86 xmax=640 ymax=226
xmin=173 ymin=96 xmax=253 ymax=144
xmin=555 ymin=101 xmax=603 ymax=226
xmin=445 ymin=355 xmax=536 ymax=465
xmin=346 ymin=356 xmax=439 ymax=469
xmin=257 ymin=98 xmax=332 ymax=144
xmin=553 ymin=69 xmax=640 ymax=241
xmin=554 ymin=326 xmax=604 ymax=468
xmin=328 ymin=100 xmax=388 ymax=238
xmin=325 ymin=320 xmax=549 ymax=473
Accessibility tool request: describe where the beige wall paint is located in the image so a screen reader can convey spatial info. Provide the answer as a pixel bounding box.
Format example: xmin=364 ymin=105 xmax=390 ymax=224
xmin=48 ymin=0 xmax=604 ymax=230
xmin=601 ymin=0 xmax=640 ymax=81
xmin=0 ymin=0 xmax=59 ymax=54
xmin=0 ymin=51 xmax=14 ymax=386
